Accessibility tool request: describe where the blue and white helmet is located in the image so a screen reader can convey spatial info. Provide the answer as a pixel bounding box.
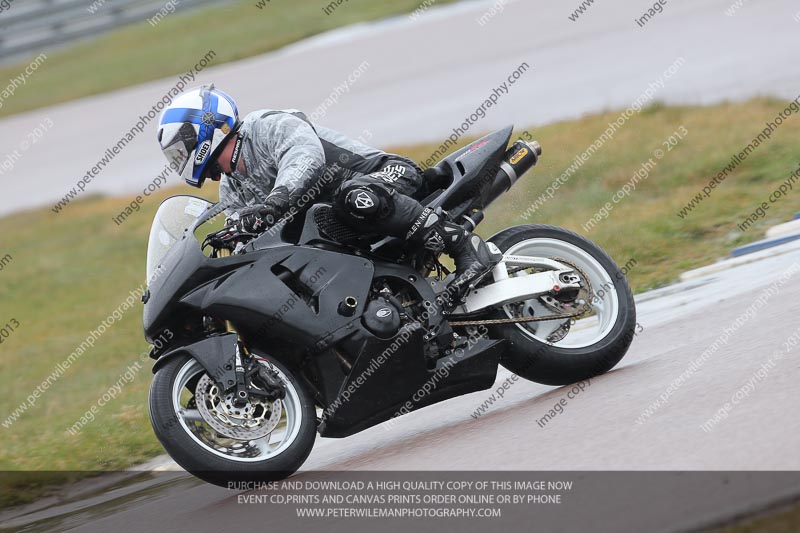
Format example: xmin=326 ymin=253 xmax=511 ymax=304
xmin=157 ymin=85 xmax=239 ymax=188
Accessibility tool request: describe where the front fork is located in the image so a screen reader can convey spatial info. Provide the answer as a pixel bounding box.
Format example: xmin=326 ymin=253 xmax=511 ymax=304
xmin=217 ymin=247 xmax=286 ymax=404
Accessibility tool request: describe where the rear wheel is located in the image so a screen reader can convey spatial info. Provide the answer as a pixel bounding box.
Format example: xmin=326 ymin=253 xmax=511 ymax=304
xmin=149 ymin=353 xmax=316 ymax=487
xmin=488 ymin=224 xmax=637 ymax=385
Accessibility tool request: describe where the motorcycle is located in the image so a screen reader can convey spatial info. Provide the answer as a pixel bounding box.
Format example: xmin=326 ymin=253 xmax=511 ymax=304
xmin=144 ymin=126 xmax=636 ymax=486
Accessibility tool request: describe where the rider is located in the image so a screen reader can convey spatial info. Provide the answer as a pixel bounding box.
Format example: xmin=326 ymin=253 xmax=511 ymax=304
xmin=156 ymin=85 xmax=501 ymax=291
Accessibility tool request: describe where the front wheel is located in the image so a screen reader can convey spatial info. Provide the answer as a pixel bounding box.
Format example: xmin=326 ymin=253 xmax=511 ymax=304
xmin=149 ymin=353 xmax=316 ymax=487
xmin=488 ymin=224 xmax=637 ymax=385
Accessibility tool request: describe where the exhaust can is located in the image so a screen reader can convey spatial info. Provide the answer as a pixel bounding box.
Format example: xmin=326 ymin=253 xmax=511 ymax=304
xmin=483 ymin=140 xmax=542 ymax=208
xmin=500 ymin=140 xmax=541 ymax=187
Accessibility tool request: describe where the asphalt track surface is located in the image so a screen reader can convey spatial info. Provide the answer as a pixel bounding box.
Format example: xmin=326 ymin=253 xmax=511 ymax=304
xmin=1 ymin=0 xmax=799 ymax=216
xmin=4 ymin=239 xmax=800 ymax=532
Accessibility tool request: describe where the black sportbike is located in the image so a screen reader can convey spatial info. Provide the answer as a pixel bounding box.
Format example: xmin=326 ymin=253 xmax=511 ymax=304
xmin=144 ymin=127 xmax=636 ymax=486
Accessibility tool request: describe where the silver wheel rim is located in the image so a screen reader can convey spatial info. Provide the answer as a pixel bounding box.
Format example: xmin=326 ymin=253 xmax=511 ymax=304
xmin=171 ymin=358 xmax=303 ymax=463
xmin=501 ymin=237 xmax=620 ymax=349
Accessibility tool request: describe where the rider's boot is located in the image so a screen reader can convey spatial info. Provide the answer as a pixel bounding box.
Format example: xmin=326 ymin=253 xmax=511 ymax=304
xmin=406 ymin=207 xmax=502 ymax=296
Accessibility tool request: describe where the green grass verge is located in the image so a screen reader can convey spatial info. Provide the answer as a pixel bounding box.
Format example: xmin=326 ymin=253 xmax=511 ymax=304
xmin=1 ymin=97 xmax=799 ymax=507
xmin=714 ymin=498 xmax=800 ymax=531
xmin=0 ymin=0 xmax=459 ymax=119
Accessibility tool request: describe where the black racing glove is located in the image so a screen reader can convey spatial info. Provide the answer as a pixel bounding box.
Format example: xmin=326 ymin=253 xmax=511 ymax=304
xmin=236 ymin=186 xmax=290 ymax=233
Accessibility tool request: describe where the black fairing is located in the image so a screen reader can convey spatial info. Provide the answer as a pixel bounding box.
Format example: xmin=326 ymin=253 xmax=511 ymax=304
xmin=180 ymin=245 xmax=375 ymax=351
xmin=318 ymin=333 xmax=504 ymax=437
xmin=142 ymin=230 xmax=257 ymax=343
xmin=427 ymin=126 xmax=512 ymax=215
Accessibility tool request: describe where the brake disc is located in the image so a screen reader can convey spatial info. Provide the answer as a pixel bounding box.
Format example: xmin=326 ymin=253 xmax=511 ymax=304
xmin=194 ymin=374 xmax=283 ymax=440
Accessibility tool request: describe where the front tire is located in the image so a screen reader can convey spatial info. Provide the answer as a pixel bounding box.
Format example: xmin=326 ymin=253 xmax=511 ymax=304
xmin=149 ymin=353 xmax=316 ymax=487
xmin=488 ymin=224 xmax=637 ymax=386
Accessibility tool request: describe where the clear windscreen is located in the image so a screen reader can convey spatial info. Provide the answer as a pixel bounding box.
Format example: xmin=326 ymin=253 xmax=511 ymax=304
xmin=146 ymin=196 xmax=213 ymax=283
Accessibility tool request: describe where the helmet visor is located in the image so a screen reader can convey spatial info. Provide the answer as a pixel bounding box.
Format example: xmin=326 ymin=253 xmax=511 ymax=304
xmin=161 ymin=122 xmax=198 ymax=184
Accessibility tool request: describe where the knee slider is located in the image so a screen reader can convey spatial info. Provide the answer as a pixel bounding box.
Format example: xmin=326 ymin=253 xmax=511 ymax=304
xmin=335 ymin=183 xmax=395 ymax=222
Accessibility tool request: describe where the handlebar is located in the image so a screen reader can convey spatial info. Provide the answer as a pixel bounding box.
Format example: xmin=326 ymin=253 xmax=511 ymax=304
xmin=202 ymin=225 xmax=258 ymax=254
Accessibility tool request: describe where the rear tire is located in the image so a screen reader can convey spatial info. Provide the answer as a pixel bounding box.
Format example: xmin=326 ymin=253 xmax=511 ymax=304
xmin=488 ymin=224 xmax=637 ymax=386
xmin=149 ymin=354 xmax=316 ymax=487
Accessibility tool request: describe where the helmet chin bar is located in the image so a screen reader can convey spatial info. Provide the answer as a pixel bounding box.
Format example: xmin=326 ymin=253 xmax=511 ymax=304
xmin=202 ymin=160 xmax=224 ymax=185
xmin=196 ymin=134 xmax=238 ymax=187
